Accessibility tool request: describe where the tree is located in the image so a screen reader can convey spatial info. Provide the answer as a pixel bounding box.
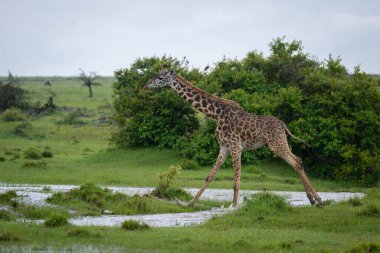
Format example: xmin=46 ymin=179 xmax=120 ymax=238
xmin=79 ymin=69 xmax=101 ymax=97
xmin=112 ymin=56 xmax=200 ymax=148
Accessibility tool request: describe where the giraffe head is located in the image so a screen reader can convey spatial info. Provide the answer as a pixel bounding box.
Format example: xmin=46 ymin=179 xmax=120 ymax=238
xmin=144 ymin=67 xmax=175 ymax=89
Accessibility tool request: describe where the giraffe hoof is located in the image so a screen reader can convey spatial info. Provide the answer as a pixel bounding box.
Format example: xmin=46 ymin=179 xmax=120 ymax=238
xmin=175 ymin=198 xmax=191 ymax=207
xmin=314 ymin=201 xmax=325 ymax=208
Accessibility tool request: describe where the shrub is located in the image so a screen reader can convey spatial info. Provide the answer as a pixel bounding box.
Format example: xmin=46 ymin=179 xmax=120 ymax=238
xmin=44 ymin=212 xmax=68 ymax=227
xmin=0 ymin=191 xmax=17 ymax=206
xmin=348 ymin=197 xmax=363 ymax=207
xmin=41 ymin=150 xmax=53 ymax=158
xmin=151 ymin=165 xmax=192 ymax=200
xmin=238 ymin=192 xmax=291 ymax=216
xmin=67 ymin=228 xmax=101 ymax=238
xmin=0 ymin=157 xmax=5 ymax=162
xmin=23 ymin=147 xmax=42 ymax=160
xmin=58 ymin=111 xmax=85 ymax=125
xmin=347 ymin=243 xmax=380 ymax=253
xmin=0 ymin=81 xmax=28 ymax=111
xmin=21 ymin=160 xmax=47 ymax=169
xmin=358 ymin=205 xmax=379 ymax=217
xmin=0 ymin=210 xmax=14 ymax=221
xmin=2 ymin=107 xmax=24 ymax=121
xmin=111 ymin=56 xmax=199 ymax=148
xmin=0 ymin=232 xmax=19 ymax=242
xmin=180 ymin=159 xmax=199 ymax=170
xmin=121 ymin=220 xmax=149 ymax=230
xmin=13 ymin=121 xmax=33 ymax=137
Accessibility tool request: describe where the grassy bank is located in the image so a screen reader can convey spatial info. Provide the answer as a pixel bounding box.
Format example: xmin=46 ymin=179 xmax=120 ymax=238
xmin=0 ymin=77 xmax=379 ymax=252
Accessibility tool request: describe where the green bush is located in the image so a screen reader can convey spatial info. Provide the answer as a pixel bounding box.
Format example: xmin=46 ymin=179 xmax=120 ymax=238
xmin=238 ymin=192 xmax=291 ymax=216
xmin=2 ymin=107 xmax=24 ymax=121
xmin=21 ymin=160 xmax=47 ymax=169
xmin=44 ymin=212 xmax=68 ymax=227
xmin=111 ymin=56 xmax=199 ymax=148
xmin=0 ymin=81 xmax=28 ymax=111
xmin=180 ymin=159 xmax=200 ymax=170
xmin=0 ymin=157 xmax=5 ymax=162
xmin=151 ymin=165 xmax=192 ymax=200
xmin=0 ymin=232 xmax=19 ymax=242
xmin=121 ymin=220 xmax=149 ymax=230
xmin=0 ymin=210 xmax=14 ymax=221
xmin=114 ymin=38 xmax=380 ymax=186
xmin=23 ymin=147 xmax=42 ymax=160
xmin=41 ymin=150 xmax=53 ymax=158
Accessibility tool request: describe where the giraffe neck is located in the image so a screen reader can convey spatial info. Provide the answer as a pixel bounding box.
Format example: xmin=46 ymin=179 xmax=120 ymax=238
xmin=170 ymin=75 xmax=237 ymax=121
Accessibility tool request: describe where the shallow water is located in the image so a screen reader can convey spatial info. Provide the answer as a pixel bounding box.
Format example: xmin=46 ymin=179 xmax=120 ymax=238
xmin=0 ymin=182 xmax=365 ymax=227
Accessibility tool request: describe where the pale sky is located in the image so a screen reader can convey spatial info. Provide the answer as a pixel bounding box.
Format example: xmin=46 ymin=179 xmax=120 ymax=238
xmin=1 ymin=0 xmax=380 ymax=76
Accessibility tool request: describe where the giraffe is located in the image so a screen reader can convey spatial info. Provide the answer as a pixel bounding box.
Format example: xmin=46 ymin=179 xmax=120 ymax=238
xmin=144 ymin=68 xmax=323 ymax=208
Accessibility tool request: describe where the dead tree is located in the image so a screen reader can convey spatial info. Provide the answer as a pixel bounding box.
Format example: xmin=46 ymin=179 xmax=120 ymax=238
xmin=35 ymin=96 xmax=56 ymax=114
xmin=79 ymin=69 xmax=101 ymax=97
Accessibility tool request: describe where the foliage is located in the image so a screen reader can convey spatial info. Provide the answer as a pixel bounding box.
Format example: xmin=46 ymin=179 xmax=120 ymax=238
xmin=121 ymin=220 xmax=149 ymax=230
xmin=1 ymin=107 xmax=24 ymax=121
xmin=41 ymin=149 xmax=53 ymax=158
xmin=151 ymin=165 xmax=191 ymax=200
xmin=179 ymin=159 xmax=200 ymax=170
xmin=173 ymin=38 xmax=379 ymax=185
xmin=237 ymin=192 xmax=291 ymax=216
xmin=0 ymin=81 xmax=28 ymax=111
xmin=23 ymin=147 xmax=42 ymax=160
xmin=111 ymin=56 xmax=199 ymax=148
xmin=44 ymin=212 xmax=68 ymax=227
xmin=21 ymin=160 xmax=47 ymax=169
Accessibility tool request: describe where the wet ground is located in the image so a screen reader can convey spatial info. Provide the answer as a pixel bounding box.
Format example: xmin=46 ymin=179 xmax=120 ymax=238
xmin=0 ymin=183 xmax=365 ymax=227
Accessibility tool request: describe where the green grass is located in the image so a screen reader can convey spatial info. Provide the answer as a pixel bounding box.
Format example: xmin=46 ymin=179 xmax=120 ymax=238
xmin=0 ymin=76 xmax=379 ymax=252
xmin=46 ymin=183 xmax=220 ymax=216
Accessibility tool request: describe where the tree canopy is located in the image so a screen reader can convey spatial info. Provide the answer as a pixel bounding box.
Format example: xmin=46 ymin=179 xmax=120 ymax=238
xmin=112 ymin=38 xmax=380 ymax=186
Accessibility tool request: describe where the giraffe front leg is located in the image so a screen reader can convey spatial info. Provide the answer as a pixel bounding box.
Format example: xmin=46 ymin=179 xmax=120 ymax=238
xmin=231 ymin=146 xmax=242 ymax=208
xmin=175 ymin=146 xmax=229 ymax=207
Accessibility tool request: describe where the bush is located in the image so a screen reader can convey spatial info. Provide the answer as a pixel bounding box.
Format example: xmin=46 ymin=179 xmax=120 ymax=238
xmin=112 ymin=56 xmax=199 ymax=148
xmin=238 ymin=192 xmax=291 ymax=216
xmin=41 ymin=150 xmax=53 ymax=158
xmin=2 ymin=107 xmax=24 ymax=121
xmin=180 ymin=159 xmax=199 ymax=170
xmin=0 ymin=157 xmax=5 ymax=162
xmin=0 ymin=232 xmax=19 ymax=242
xmin=21 ymin=160 xmax=47 ymax=169
xmin=358 ymin=205 xmax=379 ymax=217
xmin=0 ymin=81 xmax=28 ymax=111
xmin=58 ymin=111 xmax=85 ymax=125
xmin=44 ymin=213 xmax=68 ymax=227
xmin=151 ymin=165 xmax=192 ymax=200
xmin=121 ymin=220 xmax=149 ymax=230
xmin=0 ymin=210 xmax=14 ymax=221
xmin=23 ymin=147 xmax=42 ymax=160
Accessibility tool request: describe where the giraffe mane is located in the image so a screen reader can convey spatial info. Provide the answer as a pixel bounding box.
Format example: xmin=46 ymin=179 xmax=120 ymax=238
xmin=174 ymin=74 xmax=242 ymax=109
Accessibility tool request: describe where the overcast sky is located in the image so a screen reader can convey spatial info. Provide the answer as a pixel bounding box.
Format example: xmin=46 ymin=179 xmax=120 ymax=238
xmin=1 ymin=0 xmax=379 ymax=76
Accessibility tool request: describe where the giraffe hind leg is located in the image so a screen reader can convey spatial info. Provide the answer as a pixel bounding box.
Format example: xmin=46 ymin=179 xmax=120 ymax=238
xmin=267 ymin=138 xmax=323 ymax=206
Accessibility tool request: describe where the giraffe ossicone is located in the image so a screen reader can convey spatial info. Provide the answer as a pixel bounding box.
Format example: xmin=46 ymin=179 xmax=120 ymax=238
xmin=144 ymin=68 xmax=323 ymax=207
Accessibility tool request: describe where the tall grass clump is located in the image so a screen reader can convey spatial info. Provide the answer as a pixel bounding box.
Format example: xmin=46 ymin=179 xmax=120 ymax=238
xmin=151 ymin=165 xmax=191 ymax=200
xmin=121 ymin=220 xmax=149 ymax=231
xmin=23 ymin=147 xmax=42 ymax=160
xmin=238 ymin=192 xmax=291 ymax=216
xmin=47 ymin=183 xmax=149 ymax=215
xmin=2 ymin=107 xmax=24 ymax=121
xmin=44 ymin=212 xmax=68 ymax=227
xmin=0 ymin=191 xmax=17 ymax=207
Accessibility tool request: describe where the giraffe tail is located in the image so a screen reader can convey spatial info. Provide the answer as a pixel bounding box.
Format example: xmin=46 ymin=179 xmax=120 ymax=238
xmin=282 ymin=123 xmax=310 ymax=147
xmin=282 ymin=122 xmax=333 ymax=165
